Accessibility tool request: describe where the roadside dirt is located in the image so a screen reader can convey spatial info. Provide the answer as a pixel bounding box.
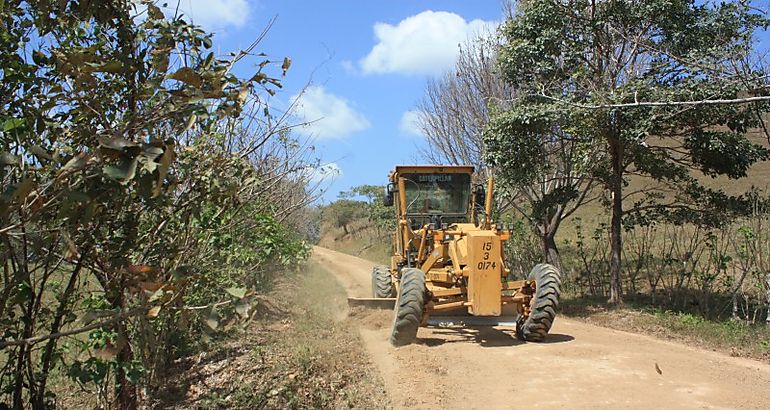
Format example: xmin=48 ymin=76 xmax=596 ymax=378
xmin=313 ymin=246 xmax=770 ymax=410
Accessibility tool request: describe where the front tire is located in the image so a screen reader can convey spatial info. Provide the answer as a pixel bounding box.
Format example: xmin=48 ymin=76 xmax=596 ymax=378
xmin=371 ymin=265 xmax=395 ymax=298
xmin=517 ymin=264 xmax=561 ymax=342
xmin=389 ymin=268 xmax=426 ymax=346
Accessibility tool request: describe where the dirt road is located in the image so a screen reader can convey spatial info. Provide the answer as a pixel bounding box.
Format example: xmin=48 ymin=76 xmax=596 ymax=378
xmin=312 ymin=246 xmax=770 ymax=410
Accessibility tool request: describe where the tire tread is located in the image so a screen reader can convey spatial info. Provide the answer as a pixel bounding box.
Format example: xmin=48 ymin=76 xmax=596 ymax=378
xmin=390 ymin=268 xmax=426 ymax=346
xmin=517 ymin=263 xmax=561 ymax=342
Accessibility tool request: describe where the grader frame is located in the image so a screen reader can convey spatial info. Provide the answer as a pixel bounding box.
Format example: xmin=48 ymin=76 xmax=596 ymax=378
xmin=356 ymin=165 xmax=560 ymax=346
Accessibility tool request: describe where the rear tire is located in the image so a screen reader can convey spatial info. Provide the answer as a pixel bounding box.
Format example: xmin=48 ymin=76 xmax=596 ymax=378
xmin=371 ymin=265 xmax=395 ymax=298
xmin=389 ymin=268 xmax=426 ymax=346
xmin=517 ymin=264 xmax=561 ymax=342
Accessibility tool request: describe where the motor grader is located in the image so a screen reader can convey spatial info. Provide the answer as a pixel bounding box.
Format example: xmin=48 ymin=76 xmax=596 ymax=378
xmin=356 ymin=165 xmax=561 ymax=346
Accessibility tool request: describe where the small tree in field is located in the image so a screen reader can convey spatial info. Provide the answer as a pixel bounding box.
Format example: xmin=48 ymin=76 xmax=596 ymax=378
xmin=486 ymin=0 xmax=770 ymax=304
xmin=342 ymin=185 xmax=392 ymax=237
xmin=324 ymin=199 xmax=365 ymax=235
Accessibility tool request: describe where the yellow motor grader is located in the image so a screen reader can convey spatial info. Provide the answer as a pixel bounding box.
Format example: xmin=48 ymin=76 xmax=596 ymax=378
xmin=355 ymin=165 xmax=561 ymax=346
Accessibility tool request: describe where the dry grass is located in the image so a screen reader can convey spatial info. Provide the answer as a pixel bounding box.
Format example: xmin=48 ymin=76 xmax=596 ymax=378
xmin=317 ymin=221 xmax=391 ymax=265
xmin=561 ymin=295 xmax=770 ymax=363
xmin=158 ymin=262 xmax=390 ymax=409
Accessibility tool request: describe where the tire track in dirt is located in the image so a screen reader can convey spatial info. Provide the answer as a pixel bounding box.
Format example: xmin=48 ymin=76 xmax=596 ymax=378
xmin=313 ymin=246 xmax=770 ymax=410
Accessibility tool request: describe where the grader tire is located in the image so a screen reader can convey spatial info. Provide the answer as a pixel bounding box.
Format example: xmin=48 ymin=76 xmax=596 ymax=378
xmin=371 ymin=265 xmax=395 ymax=298
xmin=389 ymin=268 xmax=426 ymax=346
xmin=517 ymin=264 xmax=561 ymax=342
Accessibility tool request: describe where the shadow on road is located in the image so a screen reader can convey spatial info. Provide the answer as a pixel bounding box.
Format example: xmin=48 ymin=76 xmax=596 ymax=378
xmin=417 ymin=327 xmax=575 ymax=347
xmin=542 ymin=333 xmax=575 ymax=343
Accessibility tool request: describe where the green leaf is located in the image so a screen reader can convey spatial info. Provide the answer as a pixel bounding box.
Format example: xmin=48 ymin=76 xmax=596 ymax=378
xmin=148 ymin=288 xmax=164 ymax=303
xmin=103 ymin=158 xmax=138 ymax=184
xmin=225 ymin=287 xmax=247 ymax=299
xmin=3 ymin=118 xmax=25 ymax=132
xmin=94 ymin=61 xmax=124 ymax=73
xmin=183 ymin=114 xmax=197 ymax=132
xmin=235 ymin=298 xmax=251 ymax=318
xmin=98 ymin=136 xmax=138 ymax=151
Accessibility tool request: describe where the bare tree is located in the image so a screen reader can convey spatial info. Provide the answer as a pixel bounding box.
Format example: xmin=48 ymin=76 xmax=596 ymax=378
xmin=415 ymin=32 xmax=510 ymax=183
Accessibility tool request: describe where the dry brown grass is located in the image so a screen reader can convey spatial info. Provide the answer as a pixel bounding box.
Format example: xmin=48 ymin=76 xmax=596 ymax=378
xmin=158 ymin=262 xmax=390 ymax=409
xmin=317 ymin=220 xmax=391 ymax=265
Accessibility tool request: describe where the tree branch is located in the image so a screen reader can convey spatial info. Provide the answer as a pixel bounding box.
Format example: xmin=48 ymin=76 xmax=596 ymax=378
xmin=535 ymin=92 xmax=770 ymax=110
xmin=0 ymin=308 xmax=146 ymax=348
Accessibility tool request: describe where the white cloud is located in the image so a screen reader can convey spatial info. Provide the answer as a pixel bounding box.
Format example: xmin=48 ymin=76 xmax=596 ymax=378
xmin=310 ymin=162 xmax=342 ymax=182
xmin=340 ymin=60 xmax=355 ymax=74
xmin=400 ymin=110 xmax=425 ymax=137
xmin=159 ymin=0 xmax=250 ymax=30
xmin=290 ymin=86 xmax=371 ymax=139
xmin=359 ymin=10 xmax=498 ymax=76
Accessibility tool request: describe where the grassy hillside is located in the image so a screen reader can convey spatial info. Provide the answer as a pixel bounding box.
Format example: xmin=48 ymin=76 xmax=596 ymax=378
xmin=317 ymin=219 xmax=391 ymax=266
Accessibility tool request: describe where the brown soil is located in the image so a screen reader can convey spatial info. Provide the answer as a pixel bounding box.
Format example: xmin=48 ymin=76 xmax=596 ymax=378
xmin=313 ymin=246 xmax=770 ymax=410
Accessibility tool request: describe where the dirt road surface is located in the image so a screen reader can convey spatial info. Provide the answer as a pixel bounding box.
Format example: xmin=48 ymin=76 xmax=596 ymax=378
xmin=312 ymin=246 xmax=770 ymax=410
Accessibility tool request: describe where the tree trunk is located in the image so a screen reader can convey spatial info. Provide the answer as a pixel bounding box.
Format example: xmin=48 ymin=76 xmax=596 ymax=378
xmin=116 ymin=339 xmax=138 ymax=410
xmin=34 ymin=253 xmax=88 ymax=409
xmin=608 ymin=133 xmax=623 ymax=305
xmin=112 ymin=289 xmax=138 ymax=410
xmin=543 ymin=233 xmax=564 ymax=275
xmin=765 ymin=270 xmax=770 ymax=325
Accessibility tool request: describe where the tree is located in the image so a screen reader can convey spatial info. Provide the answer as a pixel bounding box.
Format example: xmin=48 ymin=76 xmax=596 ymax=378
xmin=485 ymin=106 xmax=599 ymax=273
xmin=488 ymin=0 xmax=770 ymax=304
xmin=324 ymin=199 xmax=365 ymax=235
xmin=415 ymin=32 xmax=509 ymax=181
xmin=0 ymin=1 xmax=311 ymax=407
xmin=414 ymin=26 xmax=597 ymax=272
xmin=342 ymin=185 xmax=392 ymax=237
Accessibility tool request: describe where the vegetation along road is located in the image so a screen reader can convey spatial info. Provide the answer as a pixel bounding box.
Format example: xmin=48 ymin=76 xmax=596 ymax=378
xmin=313 ymin=247 xmax=770 ymax=410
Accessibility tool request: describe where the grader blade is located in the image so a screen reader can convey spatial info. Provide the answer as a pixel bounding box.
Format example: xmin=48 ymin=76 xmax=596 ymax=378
xmin=426 ymin=315 xmax=519 ymax=327
xmin=347 ymin=297 xmax=396 ymax=309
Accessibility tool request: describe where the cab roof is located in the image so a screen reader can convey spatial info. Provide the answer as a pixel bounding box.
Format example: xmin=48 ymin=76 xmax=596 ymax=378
xmin=392 ymin=165 xmax=475 ymax=175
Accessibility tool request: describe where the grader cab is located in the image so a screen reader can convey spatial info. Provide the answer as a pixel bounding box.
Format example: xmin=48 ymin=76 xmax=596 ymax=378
xmin=364 ymin=165 xmax=561 ymax=346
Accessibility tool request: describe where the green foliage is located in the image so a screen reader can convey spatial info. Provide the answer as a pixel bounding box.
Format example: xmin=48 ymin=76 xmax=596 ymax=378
xmin=0 ymin=1 xmax=310 ymax=407
xmin=323 ymin=199 xmax=365 ymax=234
xmin=341 ymin=185 xmax=393 ymax=235
xmin=489 ymin=0 xmax=770 ymax=212
xmin=487 ymin=0 xmax=770 ymax=302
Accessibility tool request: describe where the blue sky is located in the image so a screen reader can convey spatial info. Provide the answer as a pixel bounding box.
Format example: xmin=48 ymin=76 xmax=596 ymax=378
xmin=165 ymin=1 xmax=770 ymax=204
xmin=166 ymin=0 xmax=506 ymax=202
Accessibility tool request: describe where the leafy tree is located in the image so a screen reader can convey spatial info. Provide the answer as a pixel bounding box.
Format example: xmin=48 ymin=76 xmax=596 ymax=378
xmin=486 ymin=0 xmax=770 ymax=303
xmin=324 ymin=199 xmax=365 ymax=235
xmin=0 ymin=1 xmax=311 ymax=407
xmin=342 ymin=185 xmax=393 ymax=236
